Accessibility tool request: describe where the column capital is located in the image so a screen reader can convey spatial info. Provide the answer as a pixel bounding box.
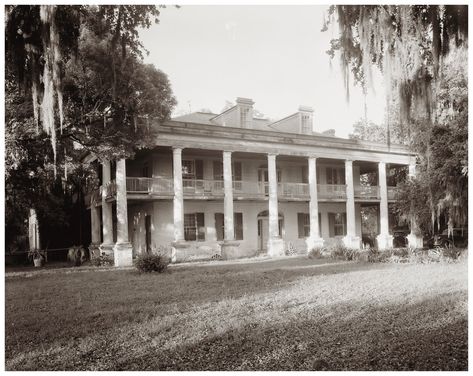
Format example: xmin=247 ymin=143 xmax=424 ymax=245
xmin=345 ymin=159 xmax=354 ymax=164
xmin=267 ymin=153 xmax=278 ymax=158
xmin=172 ymin=146 xmax=183 ymax=153
xmin=308 ymin=155 xmax=318 ymax=161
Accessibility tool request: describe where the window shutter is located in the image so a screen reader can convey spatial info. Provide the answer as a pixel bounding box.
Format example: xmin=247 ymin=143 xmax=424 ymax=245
xmin=213 ymin=161 xmax=222 ymax=180
xmin=297 ymin=213 xmax=304 ymax=238
xmin=326 ymin=167 xmax=333 ymax=184
xmin=233 ymin=162 xmax=242 ymax=181
xmin=342 ymin=213 xmax=347 ymax=236
xmin=195 ymin=160 xmax=204 ymax=180
xmin=328 ymin=213 xmax=335 ymax=237
xmin=215 ymin=213 xmax=224 ymax=241
xmin=318 ymin=213 xmax=322 ymax=236
xmin=196 ymin=212 xmax=205 ymax=240
xmin=234 ymin=213 xmax=243 ymax=240
xmin=302 ymin=166 xmax=308 ymax=183
xmin=339 ymin=168 xmax=346 ymax=185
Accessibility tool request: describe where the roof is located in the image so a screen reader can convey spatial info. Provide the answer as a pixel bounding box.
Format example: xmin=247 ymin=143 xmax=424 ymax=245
xmin=172 ymin=111 xmax=273 ymax=130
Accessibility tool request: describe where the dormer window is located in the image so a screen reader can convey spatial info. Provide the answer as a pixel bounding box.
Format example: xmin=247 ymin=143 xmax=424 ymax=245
xmin=301 ymin=114 xmax=311 ymax=134
xmin=240 ymin=107 xmax=251 ymax=129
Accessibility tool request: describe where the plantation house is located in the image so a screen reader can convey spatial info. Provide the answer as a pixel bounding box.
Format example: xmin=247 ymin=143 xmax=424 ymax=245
xmin=85 ymin=97 xmax=421 ymax=266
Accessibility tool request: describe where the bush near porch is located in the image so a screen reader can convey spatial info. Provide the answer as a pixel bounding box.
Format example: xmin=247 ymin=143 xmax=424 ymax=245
xmin=5 ymin=257 xmax=467 ymax=371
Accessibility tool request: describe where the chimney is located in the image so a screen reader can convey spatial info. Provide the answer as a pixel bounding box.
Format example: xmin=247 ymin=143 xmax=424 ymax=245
xmin=236 ymin=97 xmax=254 ymax=129
xmin=298 ymin=105 xmax=314 ymax=134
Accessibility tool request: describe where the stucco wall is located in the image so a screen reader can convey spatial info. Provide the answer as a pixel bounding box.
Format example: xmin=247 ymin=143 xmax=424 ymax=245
xmin=127 ymin=198 xmax=362 ymax=262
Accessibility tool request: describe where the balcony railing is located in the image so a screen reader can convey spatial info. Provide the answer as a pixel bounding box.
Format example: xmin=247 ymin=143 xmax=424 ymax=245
xmin=318 ymin=184 xmax=346 ymax=199
xmin=103 ymin=177 xmax=399 ymax=201
xmin=354 ymin=185 xmax=380 ymax=199
xmin=279 ymin=182 xmax=309 ymax=198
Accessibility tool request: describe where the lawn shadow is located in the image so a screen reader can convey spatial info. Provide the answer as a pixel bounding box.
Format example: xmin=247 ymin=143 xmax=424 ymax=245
xmin=112 ymin=291 xmax=468 ymax=371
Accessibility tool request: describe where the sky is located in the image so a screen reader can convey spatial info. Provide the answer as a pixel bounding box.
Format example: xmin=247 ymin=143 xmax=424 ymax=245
xmin=140 ymin=5 xmax=387 ymax=138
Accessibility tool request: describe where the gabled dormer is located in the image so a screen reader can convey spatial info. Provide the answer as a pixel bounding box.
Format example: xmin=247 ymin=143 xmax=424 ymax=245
xmin=211 ymin=97 xmax=254 ymax=128
xmin=268 ymin=105 xmax=314 ymax=135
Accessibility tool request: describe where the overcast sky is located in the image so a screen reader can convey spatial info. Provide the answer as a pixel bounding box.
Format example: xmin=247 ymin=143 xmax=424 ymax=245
xmin=140 ymin=5 xmax=386 ymax=138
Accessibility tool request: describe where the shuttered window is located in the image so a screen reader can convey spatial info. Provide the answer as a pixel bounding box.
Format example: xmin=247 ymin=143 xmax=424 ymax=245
xmin=326 ymin=167 xmax=345 ymax=185
xmin=328 ymin=212 xmax=346 ymax=237
xmin=298 ymin=213 xmax=322 ymax=238
xmin=184 ymin=213 xmax=205 ymax=241
xmin=213 ymin=161 xmax=242 ymax=181
xmin=215 ymin=212 xmax=243 ymax=240
xmin=298 ymin=213 xmax=310 ymax=238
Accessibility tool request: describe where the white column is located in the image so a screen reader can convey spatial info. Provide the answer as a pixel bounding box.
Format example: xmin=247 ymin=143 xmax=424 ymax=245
xmin=306 ymin=156 xmax=324 ymax=252
xmin=376 ymin=162 xmax=393 ymax=250
xmin=172 ymin=148 xmax=184 ymax=242
xmin=343 ymin=159 xmax=361 ymax=249
xmin=113 ymin=158 xmax=133 ymax=266
xmin=28 ymin=208 xmax=41 ymax=251
xmin=223 ymin=151 xmax=235 ymax=241
xmin=100 ymin=160 xmax=114 ymax=254
xmin=267 ymin=154 xmax=284 ymax=256
xmin=89 ymin=195 xmax=101 ymax=258
xmin=407 ymin=162 xmax=423 ymax=248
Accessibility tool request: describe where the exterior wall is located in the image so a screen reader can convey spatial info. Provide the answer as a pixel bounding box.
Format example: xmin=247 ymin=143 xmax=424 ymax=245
xmin=126 ymin=198 xmax=364 ymax=262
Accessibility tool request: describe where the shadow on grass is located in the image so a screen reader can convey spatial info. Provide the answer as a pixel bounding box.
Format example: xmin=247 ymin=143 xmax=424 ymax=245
xmin=111 ymin=292 xmax=468 ymax=371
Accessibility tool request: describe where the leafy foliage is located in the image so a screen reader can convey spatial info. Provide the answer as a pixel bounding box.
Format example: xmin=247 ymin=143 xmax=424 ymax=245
xmin=135 ymin=252 xmax=170 ymax=273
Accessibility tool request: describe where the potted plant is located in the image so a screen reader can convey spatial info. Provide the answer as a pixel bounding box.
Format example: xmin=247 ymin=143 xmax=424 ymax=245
xmin=28 ymin=249 xmax=45 ymax=267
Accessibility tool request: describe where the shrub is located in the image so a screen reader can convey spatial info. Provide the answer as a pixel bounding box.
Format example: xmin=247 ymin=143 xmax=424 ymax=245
xmin=308 ymin=247 xmax=325 ymax=259
xmin=67 ymin=246 xmax=87 ymax=266
xmin=329 ymin=244 xmax=358 ymax=261
xmin=135 ymin=252 xmax=169 ymax=273
xmin=90 ymin=254 xmax=114 ymax=267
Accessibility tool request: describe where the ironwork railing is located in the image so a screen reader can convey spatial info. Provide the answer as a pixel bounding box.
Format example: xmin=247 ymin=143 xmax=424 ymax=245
xmin=354 ymin=185 xmax=380 ymax=199
xmin=317 ymin=184 xmax=346 ymax=199
xmin=106 ymin=177 xmax=399 ymax=201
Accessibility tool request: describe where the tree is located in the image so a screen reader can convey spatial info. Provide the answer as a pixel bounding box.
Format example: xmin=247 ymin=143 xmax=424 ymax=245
xmin=326 ymin=5 xmax=468 ymax=233
xmin=5 ymin=5 xmax=177 ymax=252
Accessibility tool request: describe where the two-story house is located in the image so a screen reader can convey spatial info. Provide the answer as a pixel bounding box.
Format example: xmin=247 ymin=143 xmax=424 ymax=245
xmin=86 ymin=97 xmax=421 ymax=266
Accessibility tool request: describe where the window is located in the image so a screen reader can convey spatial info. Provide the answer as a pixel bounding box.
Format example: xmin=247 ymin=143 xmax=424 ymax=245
xmin=240 ymin=107 xmax=251 ymax=128
xmin=182 ymin=160 xmax=195 ymax=178
xmin=182 ymin=159 xmax=203 ymax=180
xmin=298 ymin=213 xmax=310 ymax=238
xmin=184 ymin=213 xmax=205 ymax=241
xmin=301 ymin=114 xmax=311 ymax=134
xmin=328 ymin=212 xmax=347 ymax=237
xmin=215 ymin=213 xmax=243 ymax=240
xmin=326 ymin=167 xmax=345 ymax=185
xmin=298 ymin=213 xmax=322 ymax=238
xmin=213 ymin=161 xmax=242 ymax=181
xmin=142 ymin=162 xmax=152 ymax=178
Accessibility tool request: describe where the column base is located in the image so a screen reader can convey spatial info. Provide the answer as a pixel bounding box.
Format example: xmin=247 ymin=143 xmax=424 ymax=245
xmin=89 ymin=243 xmax=101 ymax=260
xmin=171 ymin=240 xmax=190 ymax=263
xmin=342 ymin=235 xmax=361 ymax=250
xmin=407 ymin=233 xmax=424 ymax=249
xmin=113 ymin=242 xmax=133 ymax=267
xmin=220 ymin=240 xmax=241 ymax=260
xmin=376 ymin=234 xmax=394 ymax=250
xmin=267 ymin=237 xmax=285 ymax=257
xmin=306 ymin=236 xmax=325 ymax=253
xmin=99 ymin=243 xmax=114 ymax=258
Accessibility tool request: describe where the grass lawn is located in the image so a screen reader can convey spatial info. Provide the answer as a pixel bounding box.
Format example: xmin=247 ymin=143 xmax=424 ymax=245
xmin=5 ymin=257 xmax=468 ymax=371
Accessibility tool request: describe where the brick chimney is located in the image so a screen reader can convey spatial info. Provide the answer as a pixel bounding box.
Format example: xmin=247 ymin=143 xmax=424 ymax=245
xmin=298 ymin=105 xmax=314 ymax=134
xmin=236 ymin=97 xmax=254 ymax=129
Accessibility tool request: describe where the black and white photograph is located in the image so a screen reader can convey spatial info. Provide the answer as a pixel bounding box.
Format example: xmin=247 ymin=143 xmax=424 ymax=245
xmin=4 ymin=3 xmax=469 ymax=371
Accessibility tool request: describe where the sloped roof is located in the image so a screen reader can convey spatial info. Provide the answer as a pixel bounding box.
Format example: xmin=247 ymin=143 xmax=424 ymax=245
xmin=172 ymin=111 xmax=272 ymax=130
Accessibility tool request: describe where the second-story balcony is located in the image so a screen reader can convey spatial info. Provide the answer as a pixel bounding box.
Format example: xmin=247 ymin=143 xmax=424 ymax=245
xmin=100 ymin=177 xmax=399 ymax=202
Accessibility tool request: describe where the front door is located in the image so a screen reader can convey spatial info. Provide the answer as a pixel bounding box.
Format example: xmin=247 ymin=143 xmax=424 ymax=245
xmin=145 ymin=215 xmax=152 ymax=253
xmin=258 ymin=218 xmax=269 ymax=251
